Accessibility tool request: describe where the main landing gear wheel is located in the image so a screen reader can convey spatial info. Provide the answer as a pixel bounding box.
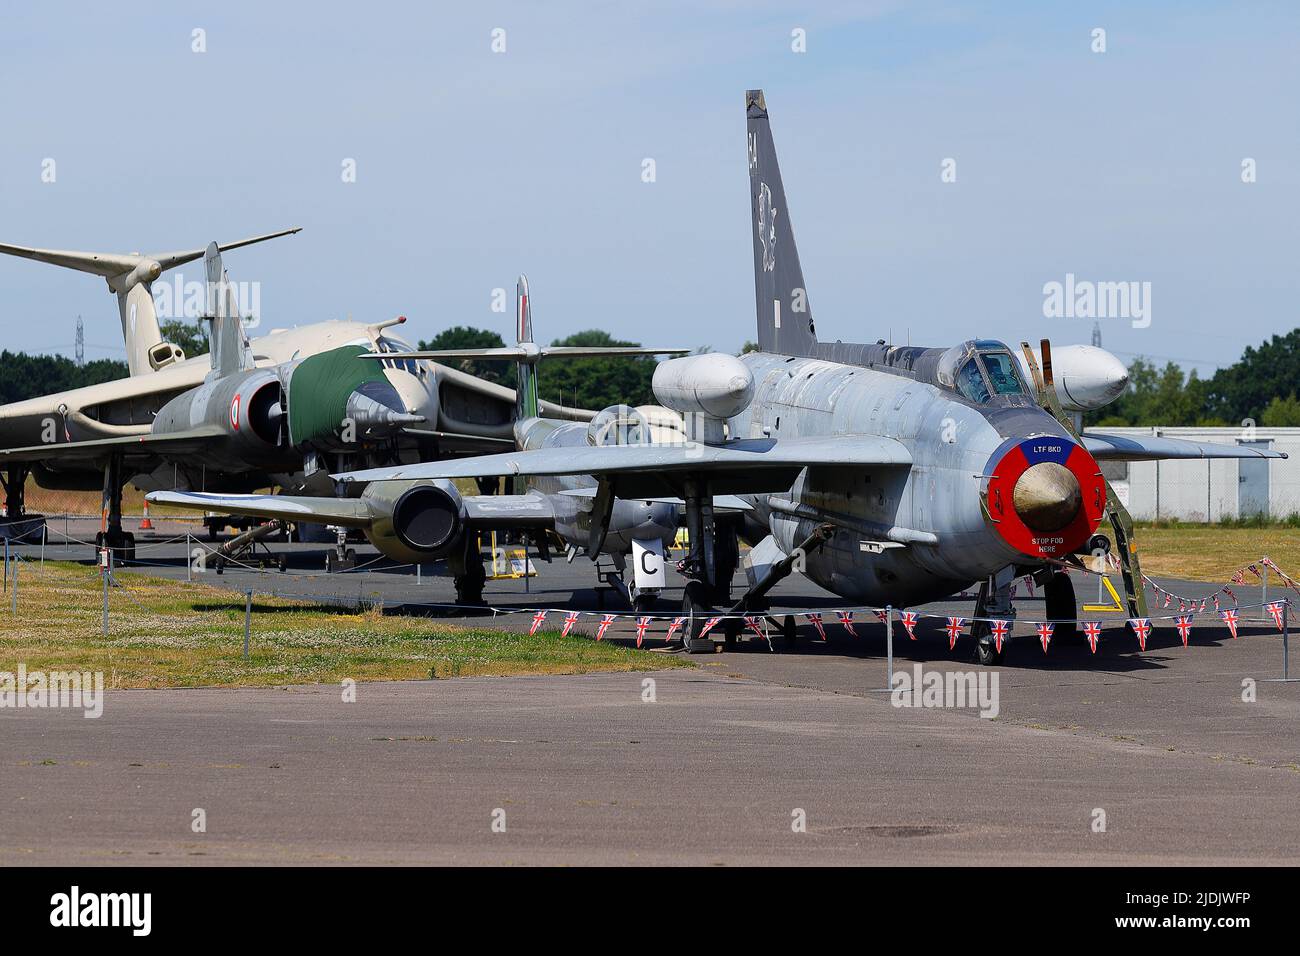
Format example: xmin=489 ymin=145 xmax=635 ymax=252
xmin=972 ymin=620 xmax=1004 ymax=666
xmin=1045 ymin=571 xmax=1079 ymax=643
xmin=94 ymin=531 xmax=135 ymax=564
xmin=682 ymin=581 xmax=715 ymax=655
xmin=632 ymin=592 xmax=657 ymax=615
xmin=781 ymin=614 xmax=797 ymax=648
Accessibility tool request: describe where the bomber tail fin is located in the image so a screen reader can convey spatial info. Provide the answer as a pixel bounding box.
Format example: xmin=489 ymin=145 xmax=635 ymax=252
xmin=0 ymin=227 xmax=299 ymax=376
xmin=746 ymin=89 xmax=818 ymax=357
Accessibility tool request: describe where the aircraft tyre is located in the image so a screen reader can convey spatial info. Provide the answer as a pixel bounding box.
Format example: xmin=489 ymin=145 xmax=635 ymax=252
xmin=722 ymin=617 xmax=741 ymax=647
xmin=1045 ymin=572 xmax=1079 ymax=643
xmin=682 ymin=580 xmax=714 ymax=654
xmin=972 ymin=620 xmax=1004 ymax=666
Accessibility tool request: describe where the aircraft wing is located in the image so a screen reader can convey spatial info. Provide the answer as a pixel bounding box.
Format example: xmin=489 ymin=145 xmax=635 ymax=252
xmin=1083 ymin=433 xmax=1288 ymax=461
xmin=147 ymin=491 xmax=374 ymax=528
xmin=557 ymin=487 xmax=751 ymax=511
xmin=148 ymin=489 xmax=556 ymax=532
xmin=338 ymin=435 xmax=912 ymax=498
xmin=0 ymin=425 xmax=227 ymax=464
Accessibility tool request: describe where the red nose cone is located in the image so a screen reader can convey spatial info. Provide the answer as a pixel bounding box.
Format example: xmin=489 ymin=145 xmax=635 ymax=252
xmin=985 ymin=437 xmax=1105 ymax=559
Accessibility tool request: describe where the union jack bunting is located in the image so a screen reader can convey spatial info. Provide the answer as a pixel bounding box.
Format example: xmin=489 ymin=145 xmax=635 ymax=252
xmin=699 ymin=616 xmax=722 ymax=637
xmin=900 ymin=611 xmax=918 ymax=640
xmin=635 ymin=616 xmax=651 ymax=648
xmin=1221 ymin=608 xmax=1239 ymax=639
xmin=838 ymin=611 xmax=857 ymax=636
xmin=562 ymin=611 xmax=581 ymax=637
xmin=529 ymin=610 xmax=548 ymax=636
xmin=666 ymin=616 xmax=686 ymax=641
xmin=744 ymin=616 xmax=765 ymax=637
xmin=873 ymin=609 xmax=889 ymax=625
xmin=1129 ymin=617 xmax=1152 ymax=651
xmin=990 ymin=619 xmax=1010 ymax=654
xmin=805 ymin=612 xmax=827 ymax=641
xmin=596 ymin=613 xmax=617 ymax=641
xmin=1212 ymin=594 xmax=1221 ymax=611
xmin=945 ymin=617 xmax=964 ymax=650
xmin=1266 ymin=602 xmax=1288 ymax=631
xmin=1036 ymin=621 xmax=1054 ymax=653
xmin=1024 ymin=576 xmax=1035 ymax=598
xmin=1175 ymin=614 xmax=1193 ymax=647
xmin=1083 ymin=621 xmax=1102 ymax=654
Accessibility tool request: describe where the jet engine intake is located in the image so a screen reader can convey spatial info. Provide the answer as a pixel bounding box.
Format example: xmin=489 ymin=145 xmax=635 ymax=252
xmin=984 ymin=437 xmax=1106 ymax=560
xmin=362 ymin=478 xmax=467 ymax=562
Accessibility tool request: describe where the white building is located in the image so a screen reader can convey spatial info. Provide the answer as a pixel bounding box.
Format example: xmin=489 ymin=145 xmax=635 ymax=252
xmin=1086 ymin=426 xmax=1300 ymax=521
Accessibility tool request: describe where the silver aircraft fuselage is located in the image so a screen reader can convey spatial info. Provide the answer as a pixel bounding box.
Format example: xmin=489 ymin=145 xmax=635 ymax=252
xmin=730 ymin=345 xmax=1106 ymax=607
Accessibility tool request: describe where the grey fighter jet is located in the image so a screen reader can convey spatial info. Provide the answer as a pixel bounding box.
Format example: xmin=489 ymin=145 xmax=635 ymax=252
xmin=336 ymin=90 xmax=1284 ymax=662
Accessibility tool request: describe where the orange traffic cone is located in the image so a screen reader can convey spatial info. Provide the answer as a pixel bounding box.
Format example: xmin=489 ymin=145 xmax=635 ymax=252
xmin=140 ymin=499 xmax=154 ymax=530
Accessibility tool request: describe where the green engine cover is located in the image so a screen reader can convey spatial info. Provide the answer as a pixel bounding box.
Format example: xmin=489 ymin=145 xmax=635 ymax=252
xmin=287 ymin=345 xmax=388 ymax=447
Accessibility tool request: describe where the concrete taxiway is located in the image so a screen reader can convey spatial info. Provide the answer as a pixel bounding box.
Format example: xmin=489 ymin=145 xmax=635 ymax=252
xmin=3 ymin=520 xmax=1298 ymax=864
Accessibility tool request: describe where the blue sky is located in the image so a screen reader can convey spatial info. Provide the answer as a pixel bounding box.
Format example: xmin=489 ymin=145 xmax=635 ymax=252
xmin=1 ymin=1 xmax=1296 ymax=372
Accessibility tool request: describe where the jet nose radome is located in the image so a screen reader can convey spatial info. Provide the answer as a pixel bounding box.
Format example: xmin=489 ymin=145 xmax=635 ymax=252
xmin=1099 ymin=350 xmax=1130 ymax=400
xmin=345 ymin=380 xmax=427 ymax=432
xmin=1012 ymin=461 xmax=1082 ymax=532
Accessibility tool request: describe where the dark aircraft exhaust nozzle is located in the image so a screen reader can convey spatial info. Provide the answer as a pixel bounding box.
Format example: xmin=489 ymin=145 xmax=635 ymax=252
xmin=391 ymin=483 xmax=463 ymax=554
xmin=1012 ymin=462 xmax=1082 ymax=533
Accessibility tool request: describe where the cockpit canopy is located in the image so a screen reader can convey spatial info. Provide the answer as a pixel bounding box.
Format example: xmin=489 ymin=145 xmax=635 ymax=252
xmin=370 ymin=334 xmax=422 ymax=375
xmin=934 ymin=339 xmax=1029 ymax=405
xmin=586 ymin=404 xmax=649 ymax=447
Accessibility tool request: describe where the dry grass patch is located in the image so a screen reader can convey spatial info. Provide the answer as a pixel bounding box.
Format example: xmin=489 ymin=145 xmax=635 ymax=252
xmin=0 ymin=560 xmax=687 ymax=688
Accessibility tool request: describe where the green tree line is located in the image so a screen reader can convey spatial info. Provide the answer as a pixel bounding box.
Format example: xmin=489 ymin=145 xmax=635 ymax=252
xmin=418 ymin=326 xmax=661 ymax=410
xmin=1086 ymin=329 xmax=1300 ymax=427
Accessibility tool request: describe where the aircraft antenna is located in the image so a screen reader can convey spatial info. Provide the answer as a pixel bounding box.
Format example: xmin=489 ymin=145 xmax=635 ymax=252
xmin=1091 ymin=321 xmax=1102 ymax=348
xmin=75 ymin=315 xmax=84 ymax=367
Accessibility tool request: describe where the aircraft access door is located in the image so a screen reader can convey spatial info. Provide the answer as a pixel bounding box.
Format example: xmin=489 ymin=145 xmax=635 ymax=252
xmin=1237 ymin=439 xmax=1272 ymax=518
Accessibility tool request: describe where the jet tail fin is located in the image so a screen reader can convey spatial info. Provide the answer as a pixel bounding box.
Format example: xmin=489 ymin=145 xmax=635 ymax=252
xmin=0 ymin=227 xmax=299 ymax=376
xmin=746 ymin=89 xmax=818 ymax=357
xmin=203 ymin=243 xmax=252 ymax=379
xmin=374 ymin=275 xmax=687 ymax=421
xmin=515 ymin=274 xmax=539 ymax=420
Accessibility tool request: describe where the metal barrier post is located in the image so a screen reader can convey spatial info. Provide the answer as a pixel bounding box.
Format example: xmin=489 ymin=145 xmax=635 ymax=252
xmin=40 ymin=525 xmax=46 ymax=568
xmin=102 ymin=561 xmax=109 ymax=638
xmin=64 ymin=513 xmax=69 ymax=553
xmin=186 ymin=532 xmax=192 ymax=583
xmin=886 ymin=605 xmax=894 ymax=689
xmin=417 ymin=563 xmax=421 ymax=585
xmin=3 ymin=537 xmax=8 ymax=592
xmin=1262 ymin=566 xmax=1269 ymax=617
xmin=1279 ymin=600 xmax=1289 ymax=686
xmin=10 ymin=556 xmax=16 ymax=615
xmin=243 ymin=590 xmax=252 ymax=659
